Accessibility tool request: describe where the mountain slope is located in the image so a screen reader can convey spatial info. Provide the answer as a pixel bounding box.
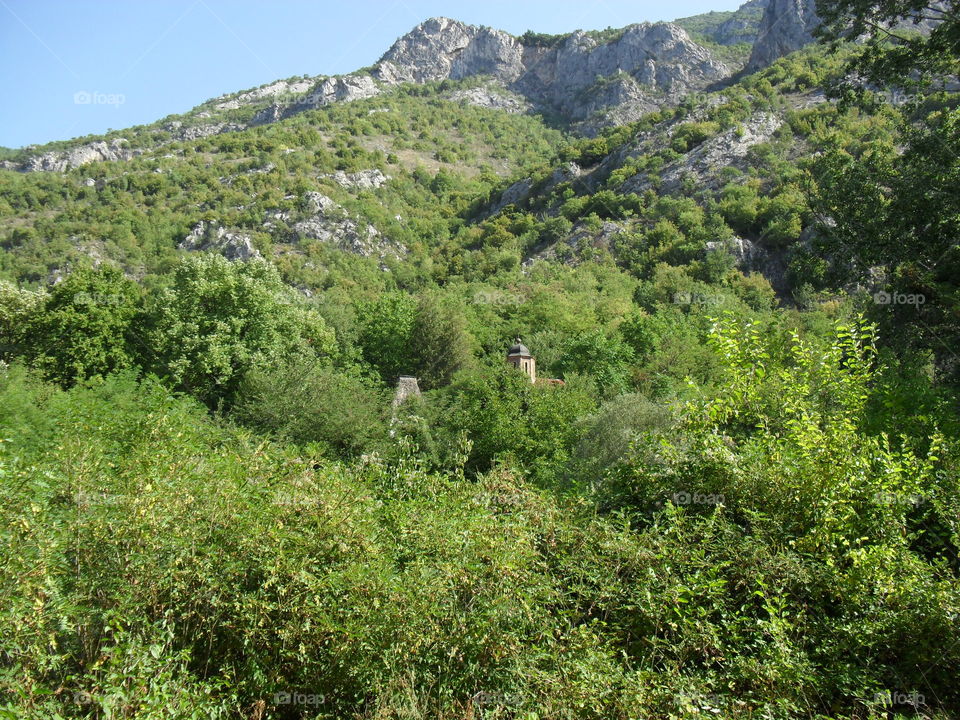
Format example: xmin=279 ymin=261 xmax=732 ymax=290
xmin=4 ymin=0 xmax=811 ymax=175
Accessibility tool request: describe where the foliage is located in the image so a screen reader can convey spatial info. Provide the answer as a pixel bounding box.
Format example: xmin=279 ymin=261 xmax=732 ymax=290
xmin=142 ymin=255 xmax=336 ymax=407
xmin=23 ymin=265 xmax=139 ymax=385
xmin=233 ymin=356 xmax=388 ymax=456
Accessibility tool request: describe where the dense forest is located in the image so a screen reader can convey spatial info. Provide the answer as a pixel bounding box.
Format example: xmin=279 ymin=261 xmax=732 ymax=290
xmin=1 ymin=0 xmax=959 ymax=717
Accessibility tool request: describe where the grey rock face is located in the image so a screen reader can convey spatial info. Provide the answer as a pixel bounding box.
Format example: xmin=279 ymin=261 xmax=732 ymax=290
xmin=528 ymin=24 xmax=727 ymax=111
xmin=747 ymin=0 xmax=819 ymax=71
xmin=492 ymin=177 xmax=534 ymax=212
xmin=548 ymin=162 xmax=582 ymax=188
xmin=322 ymin=169 xmax=390 ymax=190
xmin=292 ymin=192 xmax=405 ymax=263
xmin=163 ymin=120 xmax=245 ymax=141
xmin=179 ymin=221 xmax=262 ymax=261
xmin=377 ymin=18 xmax=524 ymax=84
xmin=706 ymin=236 xmax=766 ymax=266
xmin=250 ymin=74 xmax=381 ymax=126
xmin=707 ymin=235 xmax=789 ymax=293
xmin=23 ymin=139 xmax=140 ymax=172
xmin=447 ymin=86 xmax=531 ymax=113
xmin=378 ymin=18 xmax=730 ymax=126
xmin=214 ymin=78 xmax=314 ymax=111
xmin=306 ymin=74 xmax=381 ymax=107
xmin=622 ymin=111 xmax=783 ymax=193
xmin=392 ymin=376 xmax=422 ymax=409
xmin=303 ymin=191 xmax=338 ymax=215
xmin=524 ymin=219 xmax=625 ymax=267
xmin=694 ymin=0 xmax=770 ymax=46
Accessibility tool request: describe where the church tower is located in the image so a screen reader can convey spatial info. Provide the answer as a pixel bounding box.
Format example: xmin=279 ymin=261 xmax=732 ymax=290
xmin=506 ymin=338 xmax=536 ymax=384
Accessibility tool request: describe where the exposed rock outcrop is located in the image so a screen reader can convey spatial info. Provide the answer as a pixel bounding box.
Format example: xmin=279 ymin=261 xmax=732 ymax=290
xmin=179 ymin=221 xmax=262 ymax=261
xmin=685 ymin=0 xmax=770 ymax=46
xmin=706 ymin=235 xmax=789 ymax=293
xmin=747 ymin=0 xmax=819 ymax=71
xmin=22 ymin=139 xmax=141 ymax=172
xmin=622 ymin=111 xmax=783 ymax=193
xmin=165 ymin=121 xmax=246 ymax=141
xmin=447 ymin=86 xmax=531 ymax=113
xmin=214 ymin=78 xmax=314 ymax=111
xmin=322 ymin=169 xmax=390 ymax=190
xmin=292 ymin=192 xmax=405 ymax=264
xmin=377 ymin=18 xmax=524 ymax=84
xmin=377 ymin=18 xmax=730 ymax=125
xmin=251 ymin=74 xmax=381 ymax=126
xmin=492 ymin=177 xmax=534 ymax=212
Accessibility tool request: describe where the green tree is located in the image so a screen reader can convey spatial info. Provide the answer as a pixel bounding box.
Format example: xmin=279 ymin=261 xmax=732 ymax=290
xmin=357 ymin=292 xmax=417 ymax=382
xmin=233 ymin=357 xmax=387 ymax=455
xmin=0 ymin=281 xmax=46 ymax=363
xmin=409 ymin=294 xmax=474 ymax=390
xmin=26 ymin=265 xmax=139 ymax=385
xmin=143 ymin=255 xmax=335 ymax=406
xmin=815 ymin=0 xmax=959 ymax=91
xmin=556 ymin=328 xmax=635 ymax=396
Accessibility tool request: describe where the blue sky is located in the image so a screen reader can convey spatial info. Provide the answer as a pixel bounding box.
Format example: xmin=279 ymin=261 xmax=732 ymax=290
xmin=0 ymin=0 xmax=744 ymax=148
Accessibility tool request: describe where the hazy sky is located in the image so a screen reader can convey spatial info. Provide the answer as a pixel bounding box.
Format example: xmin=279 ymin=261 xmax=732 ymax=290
xmin=0 ymin=0 xmax=744 ymax=148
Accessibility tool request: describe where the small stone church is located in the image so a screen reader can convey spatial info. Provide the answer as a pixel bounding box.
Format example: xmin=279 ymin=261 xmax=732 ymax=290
xmin=506 ymin=338 xmax=563 ymax=385
xmin=506 ymin=338 xmax=536 ymax=383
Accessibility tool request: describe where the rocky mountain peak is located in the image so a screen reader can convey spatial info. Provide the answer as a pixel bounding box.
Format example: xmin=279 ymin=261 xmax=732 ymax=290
xmin=376 ymin=17 xmax=524 ymax=85
xmin=10 ymin=1 xmax=822 ymax=172
xmin=376 ymin=17 xmax=730 ymax=132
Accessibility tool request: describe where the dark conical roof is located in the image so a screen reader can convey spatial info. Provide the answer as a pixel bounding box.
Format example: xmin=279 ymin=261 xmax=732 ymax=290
xmin=507 ymin=337 xmax=531 ymax=357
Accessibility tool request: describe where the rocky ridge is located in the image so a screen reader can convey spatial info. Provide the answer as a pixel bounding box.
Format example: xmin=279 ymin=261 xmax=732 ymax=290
xmin=8 ymin=0 xmax=829 ymax=173
xmin=377 ymin=18 xmax=730 ymax=129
